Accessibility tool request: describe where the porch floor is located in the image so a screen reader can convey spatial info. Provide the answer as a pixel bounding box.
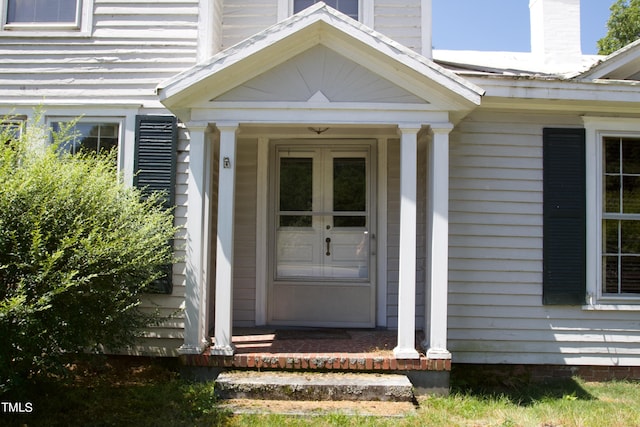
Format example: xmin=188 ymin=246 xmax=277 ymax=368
xmin=180 ymin=328 xmax=450 ymax=372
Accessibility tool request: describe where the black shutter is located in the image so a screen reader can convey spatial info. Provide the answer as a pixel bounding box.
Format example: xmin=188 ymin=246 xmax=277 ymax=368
xmin=542 ymin=128 xmax=586 ymax=305
xmin=134 ymin=115 xmax=177 ymax=208
xmin=134 ymin=115 xmax=177 ymax=294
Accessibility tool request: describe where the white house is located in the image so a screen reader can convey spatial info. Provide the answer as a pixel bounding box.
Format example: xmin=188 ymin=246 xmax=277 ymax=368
xmin=2 ymin=0 xmax=640 ymax=380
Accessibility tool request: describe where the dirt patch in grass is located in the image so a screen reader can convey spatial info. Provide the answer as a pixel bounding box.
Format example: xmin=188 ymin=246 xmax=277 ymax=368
xmin=66 ymin=355 xmax=180 ymax=386
xmin=220 ymin=398 xmax=417 ymax=417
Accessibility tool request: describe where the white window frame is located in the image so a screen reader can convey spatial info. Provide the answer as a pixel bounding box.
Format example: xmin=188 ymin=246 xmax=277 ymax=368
xmin=46 ymin=116 xmax=125 ymax=173
xmin=278 ymin=0 xmax=372 ymax=27
xmin=0 ymin=0 xmax=94 ymax=36
xmin=1 ymin=114 xmax=26 ymax=140
xmin=584 ymin=116 xmax=640 ymax=310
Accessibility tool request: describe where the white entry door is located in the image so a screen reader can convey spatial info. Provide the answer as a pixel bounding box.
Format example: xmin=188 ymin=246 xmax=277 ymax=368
xmin=269 ymin=143 xmax=375 ymax=327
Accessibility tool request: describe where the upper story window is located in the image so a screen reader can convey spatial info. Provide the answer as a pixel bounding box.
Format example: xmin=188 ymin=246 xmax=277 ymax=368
xmin=7 ymin=0 xmax=77 ymax=24
xmin=1 ymin=0 xmax=93 ymax=35
xmin=51 ymin=121 xmax=120 ymax=157
xmin=293 ymin=0 xmax=359 ymax=20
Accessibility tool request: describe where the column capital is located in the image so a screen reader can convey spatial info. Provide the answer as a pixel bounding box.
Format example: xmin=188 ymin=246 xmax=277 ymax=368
xmin=397 ymin=125 xmax=422 ymax=135
xmin=215 ymin=122 xmax=239 ymax=133
xmin=430 ymin=123 xmax=454 ymax=135
xmin=186 ymin=121 xmax=212 ymax=132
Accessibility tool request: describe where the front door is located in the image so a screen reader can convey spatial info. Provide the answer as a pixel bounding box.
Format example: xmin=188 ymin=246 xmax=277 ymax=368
xmin=269 ymin=142 xmax=375 ymax=327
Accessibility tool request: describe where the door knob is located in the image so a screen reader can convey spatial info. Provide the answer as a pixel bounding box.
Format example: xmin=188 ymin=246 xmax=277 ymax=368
xmin=325 ymin=237 xmax=331 ymax=256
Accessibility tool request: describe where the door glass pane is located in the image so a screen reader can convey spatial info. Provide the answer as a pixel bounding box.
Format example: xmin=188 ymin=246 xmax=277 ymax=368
xmin=333 ymin=157 xmax=366 ymax=227
xmin=279 ymin=157 xmax=312 ymax=227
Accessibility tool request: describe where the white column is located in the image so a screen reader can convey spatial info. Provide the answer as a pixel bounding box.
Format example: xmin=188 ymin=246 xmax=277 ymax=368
xmin=424 ymin=124 xmax=453 ymax=359
xmin=394 ymin=126 xmax=421 ymax=359
xmin=180 ymin=122 xmax=211 ymax=355
xmin=211 ymin=123 xmax=238 ymax=355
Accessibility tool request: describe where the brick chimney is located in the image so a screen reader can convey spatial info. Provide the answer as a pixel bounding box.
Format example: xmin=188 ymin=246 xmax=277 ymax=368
xmin=529 ymin=0 xmax=582 ymax=60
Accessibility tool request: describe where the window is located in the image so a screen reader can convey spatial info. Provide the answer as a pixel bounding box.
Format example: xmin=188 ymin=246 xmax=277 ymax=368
xmin=51 ymin=121 xmax=119 ymax=155
xmin=1 ymin=116 xmax=25 ymax=141
xmin=1 ymin=0 xmax=93 ymax=34
xmin=293 ymin=0 xmax=358 ymax=20
xmin=6 ymin=0 xmax=77 ymax=24
xmin=602 ymin=136 xmax=640 ymax=295
xmin=584 ymin=117 xmax=640 ymax=308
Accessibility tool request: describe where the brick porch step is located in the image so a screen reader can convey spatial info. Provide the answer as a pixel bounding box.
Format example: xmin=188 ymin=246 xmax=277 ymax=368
xmin=215 ymin=371 xmax=414 ymax=402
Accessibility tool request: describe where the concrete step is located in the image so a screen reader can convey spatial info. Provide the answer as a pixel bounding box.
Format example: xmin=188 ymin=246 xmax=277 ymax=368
xmin=215 ymin=371 xmax=414 ymax=402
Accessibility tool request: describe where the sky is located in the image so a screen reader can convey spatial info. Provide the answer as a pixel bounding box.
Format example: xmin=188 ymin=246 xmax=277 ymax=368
xmin=432 ymin=0 xmax=614 ymax=54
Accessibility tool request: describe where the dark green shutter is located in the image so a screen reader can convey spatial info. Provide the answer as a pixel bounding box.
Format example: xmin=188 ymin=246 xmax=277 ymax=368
xmin=134 ymin=115 xmax=177 ymax=294
xmin=542 ymin=128 xmax=586 ymax=305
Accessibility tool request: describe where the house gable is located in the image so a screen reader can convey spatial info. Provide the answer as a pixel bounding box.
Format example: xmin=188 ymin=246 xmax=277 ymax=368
xmin=157 ymin=3 xmax=483 ymax=119
xmin=214 ymin=45 xmax=427 ymax=104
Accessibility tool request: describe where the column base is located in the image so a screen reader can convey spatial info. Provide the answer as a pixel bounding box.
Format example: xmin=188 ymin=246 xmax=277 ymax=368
xmin=211 ymin=344 xmax=237 ymax=356
xmin=426 ymin=347 xmax=451 ymax=360
xmin=393 ymin=346 xmax=420 ymax=359
xmin=178 ymin=342 xmax=209 ymax=355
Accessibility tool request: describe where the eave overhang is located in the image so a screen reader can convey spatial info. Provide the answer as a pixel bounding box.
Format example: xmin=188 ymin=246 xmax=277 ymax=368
xmin=464 ymin=74 xmax=640 ymax=114
xmin=579 ymin=38 xmax=640 ymax=80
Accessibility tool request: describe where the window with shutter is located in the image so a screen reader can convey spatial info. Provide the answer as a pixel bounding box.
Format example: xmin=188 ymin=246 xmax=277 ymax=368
xmin=134 ymin=115 xmax=177 ymax=294
xmin=542 ymin=128 xmax=586 ymax=305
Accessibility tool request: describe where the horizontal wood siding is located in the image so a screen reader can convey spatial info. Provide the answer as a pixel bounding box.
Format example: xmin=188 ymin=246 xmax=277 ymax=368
xmin=386 ymin=138 xmax=400 ymax=327
xmin=0 ymin=0 xmax=199 ymax=106
xmin=449 ymin=111 xmax=640 ymax=366
xmin=134 ymin=124 xmax=190 ymax=356
xmin=222 ymin=0 xmax=278 ymax=49
xmin=233 ymin=139 xmax=258 ymax=326
xmin=374 ymin=0 xmax=422 ymax=53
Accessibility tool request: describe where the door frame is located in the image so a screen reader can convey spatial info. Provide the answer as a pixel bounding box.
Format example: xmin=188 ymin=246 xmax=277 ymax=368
xmin=266 ymin=138 xmax=378 ymax=327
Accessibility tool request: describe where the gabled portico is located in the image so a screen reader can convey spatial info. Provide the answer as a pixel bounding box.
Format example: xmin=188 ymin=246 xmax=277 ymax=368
xmin=158 ymin=4 xmax=483 ymax=360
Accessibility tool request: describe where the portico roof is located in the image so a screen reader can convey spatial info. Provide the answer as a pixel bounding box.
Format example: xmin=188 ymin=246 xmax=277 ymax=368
xmin=157 ymin=3 xmax=484 ymax=119
xmin=579 ymin=38 xmax=640 ymax=80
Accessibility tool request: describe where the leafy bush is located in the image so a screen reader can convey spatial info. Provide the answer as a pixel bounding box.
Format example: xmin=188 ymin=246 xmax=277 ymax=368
xmin=0 ymin=115 xmax=177 ymax=391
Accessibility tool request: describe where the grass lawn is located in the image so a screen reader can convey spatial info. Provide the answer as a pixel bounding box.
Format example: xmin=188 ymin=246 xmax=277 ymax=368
xmin=1 ymin=357 xmax=639 ymax=427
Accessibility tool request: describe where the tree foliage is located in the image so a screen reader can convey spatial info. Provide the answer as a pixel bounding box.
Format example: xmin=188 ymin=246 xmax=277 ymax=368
xmin=598 ymin=0 xmax=640 ymax=55
xmin=0 ymin=114 xmax=177 ymax=391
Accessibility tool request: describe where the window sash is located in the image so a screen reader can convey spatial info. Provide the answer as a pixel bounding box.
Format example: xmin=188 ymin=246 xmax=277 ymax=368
xmin=6 ymin=0 xmax=78 ymax=24
xmin=1 ymin=0 xmax=92 ymax=33
xmin=601 ymin=136 xmax=640 ymax=296
xmin=51 ymin=121 xmax=120 ymax=156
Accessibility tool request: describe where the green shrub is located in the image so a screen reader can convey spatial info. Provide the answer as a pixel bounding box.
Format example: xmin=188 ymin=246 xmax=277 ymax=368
xmin=0 ymin=115 xmax=177 ymax=391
